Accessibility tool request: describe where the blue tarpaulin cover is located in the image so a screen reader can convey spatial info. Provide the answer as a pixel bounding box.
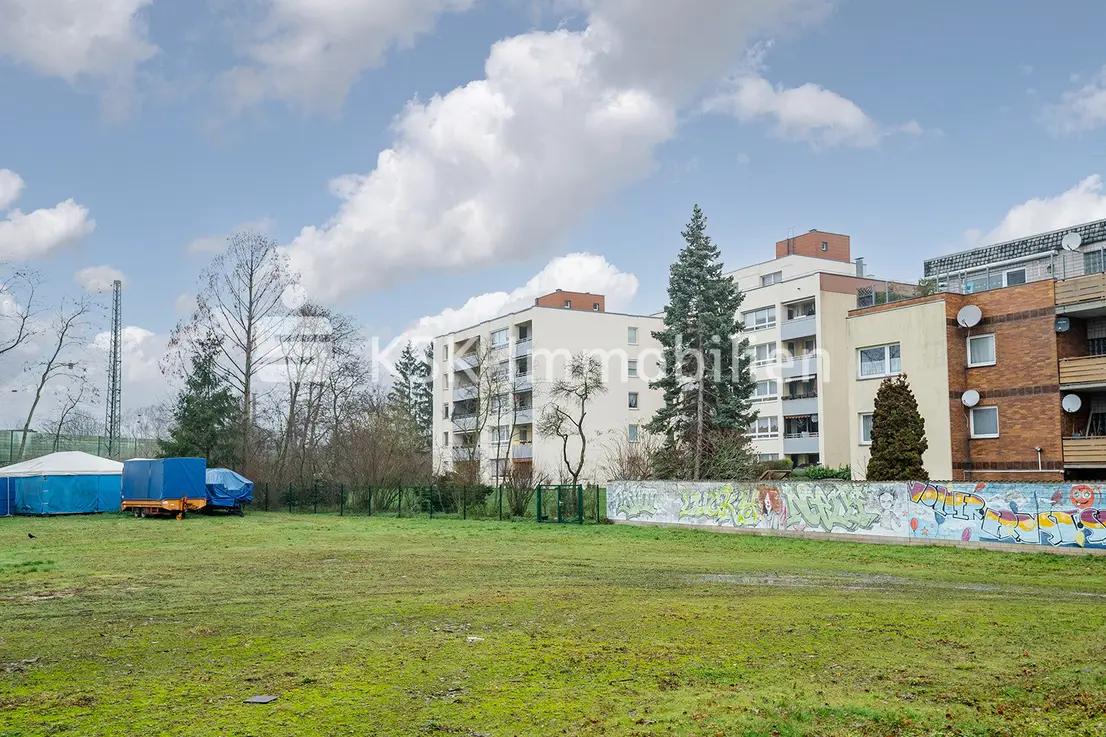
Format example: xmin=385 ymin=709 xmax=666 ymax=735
xmin=0 ymin=452 xmax=123 ymax=515
xmin=122 ymin=458 xmax=207 ymax=502
xmin=205 ymin=468 xmax=253 ymax=507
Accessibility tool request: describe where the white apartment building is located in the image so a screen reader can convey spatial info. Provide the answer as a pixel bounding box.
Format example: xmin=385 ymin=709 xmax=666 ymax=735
xmin=730 ymin=230 xmax=915 ymax=468
xmin=432 ymin=290 xmax=663 ymax=485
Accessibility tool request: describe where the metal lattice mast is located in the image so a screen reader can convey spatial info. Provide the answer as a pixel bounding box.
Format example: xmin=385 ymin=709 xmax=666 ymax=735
xmin=105 ymin=279 xmax=123 ymax=456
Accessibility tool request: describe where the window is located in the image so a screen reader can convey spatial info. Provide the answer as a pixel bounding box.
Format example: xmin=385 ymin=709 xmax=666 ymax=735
xmin=628 ymin=424 xmax=640 ymax=443
xmin=517 ymin=324 xmax=531 ymax=341
xmin=592 ymin=302 xmax=600 ymax=311
xmin=443 ymin=432 xmax=449 ymax=447
xmin=516 ymin=356 xmax=530 ymax=375
xmin=821 ymin=240 xmax=829 ymax=252
xmin=563 ymin=299 xmax=572 ymax=309
xmin=1086 ymin=250 xmax=1105 ymax=276
xmin=964 ymin=272 xmax=1003 ymax=293
xmin=756 ymin=453 xmax=780 ymax=462
xmin=859 ymin=343 xmax=901 ymax=378
xmin=491 ymin=328 xmax=508 ymax=347
xmin=627 ymin=326 xmax=639 ymax=345
xmin=761 ymin=271 xmax=783 ymax=287
xmin=753 ymin=379 xmax=778 ymax=401
xmin=967 ymin=334 xmax=996 ymax=367
xmin=1004 ymin=269 xmax=1026 ymax=286
xmin=970 ymin=406 xmax=1000 ymax=438
xmin=786 ymin=301 xmax=815 ymax=320
xmin=627 ymin=359 xmax=638 ymax=378
xmin=749 ymin=416 xmax=779 ymax=437
xmin=628 ymin=391 xmax=639 ymax=409
xmin=859 ymin=413 xmax=873 ymax=445
xmin=742 ymin=306 xmax=777 ymax=331
xmin=442 ymin=404 xmax=449 ymax=419
xmin=752 ymin=342 xmax=777 ymax=366
xmin=518 ymin=426 xmax=530 ymax=442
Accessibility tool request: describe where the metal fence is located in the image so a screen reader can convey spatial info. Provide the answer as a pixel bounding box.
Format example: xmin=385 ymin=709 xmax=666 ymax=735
xmin=0 ymin=431 xmax=160 ymax=465
xmin=252 ymin=481 xmax=608 ymax=523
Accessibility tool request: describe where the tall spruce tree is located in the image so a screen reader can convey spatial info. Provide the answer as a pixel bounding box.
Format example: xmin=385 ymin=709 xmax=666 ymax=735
xmin=390 ymin=341 xmax=434 ymax=449
xmin=159 ymin=334 xmax=242 ymax=466
xmin=647 ymin=205 xmax=756 ymax=479
xmin=866 ymin=375 xmax=929 ymax=481
xmin=389 ymin=341 xmax=419 ymax=412
xmin=413 ymin=344 xmax=434 ymax=448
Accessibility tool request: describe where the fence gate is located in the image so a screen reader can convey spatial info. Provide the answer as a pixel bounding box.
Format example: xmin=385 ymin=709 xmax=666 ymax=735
xmin=535 ymin=484 xmax=584 ymax=524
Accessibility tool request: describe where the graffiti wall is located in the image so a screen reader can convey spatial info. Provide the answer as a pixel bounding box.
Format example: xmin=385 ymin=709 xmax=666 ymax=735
xmin=607 ymin=480 xmax=1106 ymax=550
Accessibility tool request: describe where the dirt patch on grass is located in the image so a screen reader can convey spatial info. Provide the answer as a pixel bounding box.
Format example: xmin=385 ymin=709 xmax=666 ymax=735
xmin=690 ymin=572 xmax=1106 ymax=599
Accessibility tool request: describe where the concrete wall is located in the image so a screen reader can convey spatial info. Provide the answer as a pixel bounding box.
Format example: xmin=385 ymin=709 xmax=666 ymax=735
xmin=608 ymin=479 xmax=1106 ymax=551
xmin=817 ymin=289 xmax=855 ymax=468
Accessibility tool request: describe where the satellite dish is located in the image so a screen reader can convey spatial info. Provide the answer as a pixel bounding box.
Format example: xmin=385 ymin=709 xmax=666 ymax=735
xmin=1062 ymin=232 xmax=1083 ymax=251
xmin=961 ymin=389 xmax=980 ymax=408
xmin=956 ymin=304 xmax=983 ymax=328
xmin=1056 ymin=316 xmax=1071 ymax=333
xmin=1062 ymin=394 xmax=1083 ymax=413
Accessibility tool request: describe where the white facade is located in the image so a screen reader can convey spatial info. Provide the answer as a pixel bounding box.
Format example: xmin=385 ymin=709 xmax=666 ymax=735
xmin=432 ymin=304 xmax=663 ymax=485
xmin=728 ymin=254 xmax=865 ymax=468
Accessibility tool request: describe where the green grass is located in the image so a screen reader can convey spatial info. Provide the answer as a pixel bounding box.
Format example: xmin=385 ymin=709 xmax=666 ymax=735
xmin=2 ymin=514 xmax=1106 ymax=736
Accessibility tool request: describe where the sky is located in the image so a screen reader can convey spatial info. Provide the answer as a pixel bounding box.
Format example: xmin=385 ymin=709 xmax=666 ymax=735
xmin=3 ymin=0 xmax=1106 ymax=427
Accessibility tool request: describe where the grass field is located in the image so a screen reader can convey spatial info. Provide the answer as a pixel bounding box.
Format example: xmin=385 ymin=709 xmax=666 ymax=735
xmin=2 ymin=514 xmax=1106 ymax=737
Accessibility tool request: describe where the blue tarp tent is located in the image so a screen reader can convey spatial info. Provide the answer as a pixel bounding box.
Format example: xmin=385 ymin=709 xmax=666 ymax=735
xmin=0 ymin=452 xmax=123 ymax=515
xmin=122 ymin=458 xmax=207 ymax=502
xmin=205 ymin=468 xmax=254 ymax=508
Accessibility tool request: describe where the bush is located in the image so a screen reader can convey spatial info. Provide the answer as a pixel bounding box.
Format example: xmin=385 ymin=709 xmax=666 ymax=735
xmin=791 ymin=464 xmax=851 ymax=480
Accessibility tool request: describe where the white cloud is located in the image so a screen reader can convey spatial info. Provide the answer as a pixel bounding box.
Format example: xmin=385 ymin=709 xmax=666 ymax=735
xmin=174 ymin=292 xmax=196 ymax=315
xmin=186 ymin=217 xmax=274 ymax=255
xmin=75 ymin=265 xmax=126 ymax=293
xmin=0 ymin=169 xmax=25 ymax=210
xmin=384 ymin=251 xmax=638 ymax=359
xmin=220 ymin=0 xmax=475 ymax=114
xmin=704 ymin=74 xmax=883 ymax=148
xmin=0 ymin=0 xmax=156 ymax=118
xmin=0 ymin=199 xmax=96 ymax=261
xmin=974 ymin=175 xmax=1106 ymax=245
xmin=92 ymin=325 xmax=167 ymax=389
xmin=285 ymin=0 xmax=828 ymax=301
xmin=1046 ymin=67 xmax=1106 ymax=134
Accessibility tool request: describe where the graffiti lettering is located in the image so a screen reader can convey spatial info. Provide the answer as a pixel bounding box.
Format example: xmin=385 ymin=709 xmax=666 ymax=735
xmin=909 ymin=482 xmax=986 ymax=521
xmin=783 ymin=485 xmax=879 ymax=532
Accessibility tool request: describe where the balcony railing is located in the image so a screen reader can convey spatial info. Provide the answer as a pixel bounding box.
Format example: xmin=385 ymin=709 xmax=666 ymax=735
xmin=453 ymin=353 xmax=480 ymax=371
xmin=1056 ymin=273 xmax=1106 ymax=307
xmin=512 ymin=442 xmax=534 ymax=460
xmin=514 ymin=339 xmax=533 ymax=357
xmin=451 ymin=446 xmax=479 ymax=460
xmin=1063 ymin=436 xmax=1106 ymax=466
xmin=1059 ymin=355 xmax=1106 ymax=387
xmin=453 ymin=384 xmax=478 ymax=401
xmin=781 ymin=314 xmax=817 ymax=341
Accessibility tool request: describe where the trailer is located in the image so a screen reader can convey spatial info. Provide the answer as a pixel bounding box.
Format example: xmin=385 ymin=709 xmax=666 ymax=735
xmin=122 ymin=458 xmax=207 ymax=520
xmin=204 ymin=468 xmax=253 ymax=516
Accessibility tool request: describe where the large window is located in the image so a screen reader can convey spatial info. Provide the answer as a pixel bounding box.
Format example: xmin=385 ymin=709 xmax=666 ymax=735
xmin=743 ymin=306 xmax=777 ymax=331
xmin=749 ymin=416 xmax=779 ymax=438
xmin=491 ymin=328 xmax=508 ymax=347
xmin=627 ymin=326 xmax=639 ymax=345
xmin=1086 ymin=250 xmax=1105 ymax=275
xmin=970 ymin=406 xmax=1000 ymax=438
xmin=752 ymin=342 xmax=777 ymax=366
xmin=967 ymin=334 xmax=996 ymax=367
xmin=628 ymin=392 xmax=639 ymax=409
xmin=859 ymin=343 xmax=901 ymax=378
xmin=753 ymin=379 xmax=778 ymax=401
xmin=761 ymin=271 xmax=783 ymax=287
xmin=859 ymin=413 xmax=873 ymax=445
xmin=628 ymin=424 xmax=640 ymax=443
xmin=1004 ymin=268 xmax=1026 ymax=286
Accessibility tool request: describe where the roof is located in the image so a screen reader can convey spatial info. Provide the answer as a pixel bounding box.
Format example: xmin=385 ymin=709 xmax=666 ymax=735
xmin=0 ymin=451 xmax=124 ymax=478
xmin=924 ymin=217 xmax=1106 ymax=277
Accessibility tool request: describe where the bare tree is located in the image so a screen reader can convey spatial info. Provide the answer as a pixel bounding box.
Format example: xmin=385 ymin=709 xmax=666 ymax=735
xmin=537 ymin=352 xmax=607 ymax=489
xmin=17 ymin=298 xmax=92 ymax=459
xmin=602 ymin=428 xmax=661 ymax=481
xmin=167 ymin=231 xmax=293 ymax=457
xmin=46 ymin=378 xmax=98 ymax=450
xmin=0 ymin=269 xmax=40 ymax=359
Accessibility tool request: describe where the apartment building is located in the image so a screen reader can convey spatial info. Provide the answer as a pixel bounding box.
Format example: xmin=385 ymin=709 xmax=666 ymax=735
xmin=432 ymin=290 xmax=663 ymax=485
xmin=730 ymin=230 xmax=916 ymax=468
xmin=846 ymin=217 xmax=1106 ymax=481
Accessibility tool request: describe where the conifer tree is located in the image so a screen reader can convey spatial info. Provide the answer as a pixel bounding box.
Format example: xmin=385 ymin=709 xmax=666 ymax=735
xmin=389 ymin=341 xmax=419 ymax=413
xmin=413 ymin=344 xmax=434 ymax=448
xmin=159 ymin=334 xmax=242 ymax=466
xmin=866 ymin=375 xmax=929 ymax=481
xmin=647 ymin=205 xmax=756 ymax=479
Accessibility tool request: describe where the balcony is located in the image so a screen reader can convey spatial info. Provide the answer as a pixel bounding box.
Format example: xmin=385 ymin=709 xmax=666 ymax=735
xmin=780 ymin=314 xmax=817 ymax=341
xmin=513 ymin=408 xmax=534 ymax=424
xmin=453 ymin=384 xmax=478 ymax=401
xmin=781 ymin=395 xmax=818 ymax=416
xmin=452 ymin=446 xmax=479 ymax=461
xmin=782 ymin=432 xmax=820 ymax=455
xmin=512 ymin=442 xmax=534 ymax=460
xmin=452 ymin=413 xmax=478 ymax=431
xmin=453 ymin=353 xmax=480 ymax=372
xmin=1059 ymin=355 xmax=1106 ymax=389
xmin=1063 ymin=437 xmax=1106 ymax=467
xmin=780 ymin=353 xmax=819 ymax=381
xmin=1056 ymin=273 xmax=1106 ymax=312
xmin=514 ymin=338 xmax=533 ymax=357
xmin=514 ymin=373 xmax=533 ymax=392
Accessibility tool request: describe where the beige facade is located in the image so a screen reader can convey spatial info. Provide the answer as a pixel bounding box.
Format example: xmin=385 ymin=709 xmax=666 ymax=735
xmin=432 ymin=301 xmax=663 ymax=485
xmin=846 ymin=299 xmax=954 ymax=480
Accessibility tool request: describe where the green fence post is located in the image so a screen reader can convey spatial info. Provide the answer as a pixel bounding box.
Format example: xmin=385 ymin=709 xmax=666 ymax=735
xmin=535 ymin=486 xmax=542 ymax=522
xmin=313 ymin=480 xmax=319 ymax=514
xmin=577 ymin=485 xmax=584 ymax=524
xmin=398 ymin=488 xmax=403 ymax=518
xmin=595 ymin=485 xmax=601 ymax=523
xmin=287 ymin=483 xmax=293 ymax=514
xmin=462 ymin=485 xmax=467 ymax=520
xmin=339 ymin=483 xmax=345 ymax=516
xmin=428 ymin=487 xmax=433 ymax=520
xmin=556 ymin=488 xmax=563 ymax=524
xmin=498 ymin=487 xmax=503 ymax=521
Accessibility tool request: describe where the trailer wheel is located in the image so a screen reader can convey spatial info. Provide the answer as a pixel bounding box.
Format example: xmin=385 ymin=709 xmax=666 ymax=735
xmin=176 ymin=511 xmax=185 ymax=521
xmin=132 ymin=509 xmax=141 ymax=518
xmin=139 ymin=508 xmax=147 ymax=519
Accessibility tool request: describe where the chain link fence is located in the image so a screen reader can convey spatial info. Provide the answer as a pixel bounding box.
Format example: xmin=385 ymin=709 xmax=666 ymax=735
xmin=0 ymin=431 xmax=160 ymax=465
xmin=252 ymin=481 xmax=607 ymax=523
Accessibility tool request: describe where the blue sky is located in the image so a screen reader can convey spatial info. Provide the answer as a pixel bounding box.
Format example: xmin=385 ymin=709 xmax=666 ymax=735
xmin=3 ymin=0 xmax=1106 ymax=414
